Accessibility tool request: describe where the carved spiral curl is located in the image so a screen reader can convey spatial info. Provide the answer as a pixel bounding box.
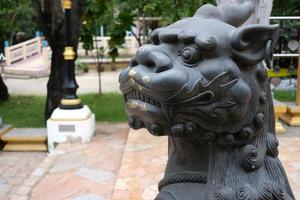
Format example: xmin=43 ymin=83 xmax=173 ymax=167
xmin=239 ymin=144 xmax=263 ymax=171
xmin=236 ymin=185 xmax=254 ymax=200
xmin=256 ymin=182 xmax=273 ymax=200
xmin=208 ymin=186 xmax=234 ymax=200
xmin=271 ymin=183 xmax=286 ymax=200
xmin=266 ymin=133 xmax=279 ymax=158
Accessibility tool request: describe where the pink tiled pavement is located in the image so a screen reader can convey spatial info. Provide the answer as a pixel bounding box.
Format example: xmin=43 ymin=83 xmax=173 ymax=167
xmin=112 ymin=129 xmax=168 ymax=200
xmin=0 ymin=152 xmax=46 ymax=200
xmin=278 ymin=137 xmax=300 ymax=199
xmin=16 ymin=123 xmax=129 ymax=200
xmin=1 ymin=124 xmax=299 ymax=200
xmin=112 ymin=129 xmax=300 ymax=200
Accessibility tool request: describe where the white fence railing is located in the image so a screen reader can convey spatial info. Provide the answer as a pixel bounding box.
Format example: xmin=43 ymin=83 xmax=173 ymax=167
xmin=4 ymin=36 xmax=141 ymax=66
xmin=4 ymin=37 xmax=42 ymax=66
xmin=77 ymin=36 xmax=142 ymax=57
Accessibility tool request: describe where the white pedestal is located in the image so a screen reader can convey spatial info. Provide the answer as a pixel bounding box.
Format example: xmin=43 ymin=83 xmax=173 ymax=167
xmin=47 ymin=105 xmax=96 ymax=152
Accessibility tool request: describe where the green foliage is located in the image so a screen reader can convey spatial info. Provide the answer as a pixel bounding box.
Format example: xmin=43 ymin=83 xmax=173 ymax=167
xmin=107 ymin=0 xmax=215 ymax=59
xmin=159 ymin=0 xmax=215 ymax=22
xmin=272 ymin=0 xmax=300 ymax=45
xmin=0 ymin=0 xmax=37 ymax=51
xmin=75 ymin=60 xmax=89 ymax=71
xmin=80 ymin=0 xmax=112 ymax=51
xmin=80 ymin=0 xmax=300 ymax=60
xmin=272 ymin=0 xmax=300 ymax=16
xmin=0 ymin=94 xmax=127 ymax=127
xmin=80 ymin=0 xmax=218 ymax=60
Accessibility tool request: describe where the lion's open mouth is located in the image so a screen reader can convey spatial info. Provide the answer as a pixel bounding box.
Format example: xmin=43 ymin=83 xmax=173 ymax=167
xmin=124 ymin=89 xmax=162 ymax=108
xmin=124 ymin=89 xmax=171 ymax=131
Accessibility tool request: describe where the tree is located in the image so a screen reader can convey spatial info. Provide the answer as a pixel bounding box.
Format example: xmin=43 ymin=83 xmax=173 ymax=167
xmin=80 ymin=0 xmax=111 ymax=94
xmin=32 ymin=0 xmax=84 ymax=121
xmin=0 ymin=0 xmax=37 ymax=52
xmin=0 ymin=75 xmax=9 ymax=101
xmin=108 ymin=0 xmax=215 ymax=59
xmin=160 ymin=0 xmax=215 ymax=22
xmin=0 ymin=1 xmax=37 ymax=100
xmin=0 ymin=54 xmax=9 ymax=100
xmin=272 ymin=0 xmax=300 ymax=37
xmin=272 ymin=0 xmax=300 ymax=16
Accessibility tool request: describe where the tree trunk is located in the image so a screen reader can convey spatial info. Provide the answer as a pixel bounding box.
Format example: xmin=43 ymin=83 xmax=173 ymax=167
xmin=216 ymin=0 xmax=273 ymax=25
xmin=0 ymin=74 xmax=9 ymax=101
xmin=45 ymin=48 xmax=64 ymax=119
xmin=32 ymin=0 xmax=83 ymax=121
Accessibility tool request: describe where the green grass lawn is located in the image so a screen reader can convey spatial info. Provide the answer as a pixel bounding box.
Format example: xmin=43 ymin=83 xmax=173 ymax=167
xmin=0 ymin=93 xmax=127 ymax=128
xmin=273 ymin=90 xmax=296 ymax=102
xmin=0 ymin=91 xmax=296 ymax=128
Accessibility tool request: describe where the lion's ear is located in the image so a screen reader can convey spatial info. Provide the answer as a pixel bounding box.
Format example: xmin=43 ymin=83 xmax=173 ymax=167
xmin=231 ymin=24 xmax=280 ymax=66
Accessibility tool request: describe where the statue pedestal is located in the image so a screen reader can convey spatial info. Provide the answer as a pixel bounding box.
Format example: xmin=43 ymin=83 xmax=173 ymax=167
xmin=47 ymin=105 xmax=95 ymax=152
xmin=280 ymin=103 xmax=300 ymax=126
xmin=273 ymin=100 xmax=287 ymax=134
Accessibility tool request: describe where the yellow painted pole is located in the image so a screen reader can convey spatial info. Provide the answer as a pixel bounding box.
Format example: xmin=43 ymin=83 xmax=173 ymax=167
xmin=63 ymin=0 xmax=72 ymax=9
xmin=296 ymin=41 xmax=300 ymax=105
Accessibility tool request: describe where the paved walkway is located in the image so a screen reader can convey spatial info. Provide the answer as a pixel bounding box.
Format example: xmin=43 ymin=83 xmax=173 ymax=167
xmin=0 ymin=123 xmax=299 ymax=200
xmin=0 ymin=123 xmax=128 ymax=200
xmin=3 ymin=71 xmax=121 ymax=96
xmin=0 ymin=152 xmax=46 ymax=200
xmin=112 ymin=128 xmax=300 ymax=200
xmin=30 ymin=123 xmax=128 ymax=200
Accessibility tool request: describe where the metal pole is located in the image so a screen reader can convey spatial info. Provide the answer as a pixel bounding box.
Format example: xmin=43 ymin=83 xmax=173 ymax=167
xmin=273 ymin=54 xmax=299 ymax=58
xmin=60 ymin=0 xmax=82 ymax=109
xmin=270 ymin=16 xmax=300 ymax=20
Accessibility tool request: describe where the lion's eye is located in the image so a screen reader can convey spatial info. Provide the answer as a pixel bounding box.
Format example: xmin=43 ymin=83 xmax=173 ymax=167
xmin=180 ymin=46 xmax=202 ymax=65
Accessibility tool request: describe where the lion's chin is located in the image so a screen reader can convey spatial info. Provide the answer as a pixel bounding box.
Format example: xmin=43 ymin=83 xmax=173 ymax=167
xmin=126 ymin=99 xmax=166 ymax=124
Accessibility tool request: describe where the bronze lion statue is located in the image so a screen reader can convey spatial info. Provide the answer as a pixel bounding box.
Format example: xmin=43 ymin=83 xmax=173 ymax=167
xmin=119 ymin=2 xmax=295 ymax=200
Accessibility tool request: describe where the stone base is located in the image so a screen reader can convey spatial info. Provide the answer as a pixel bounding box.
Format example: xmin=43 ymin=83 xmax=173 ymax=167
xmin=274 ymin=100 xmax=287 ymax=134
xmin=47 ymin=105 xmax=96 ymax=152
xmin=280 ymin=103 xmax=300 ymax=126
xmin=1 ymin=128 xmax=47 ymax=152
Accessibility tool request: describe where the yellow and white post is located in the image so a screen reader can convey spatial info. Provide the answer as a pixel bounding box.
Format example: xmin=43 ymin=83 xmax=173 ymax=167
xmin=47 ymin=0 xmax=95 ymax=152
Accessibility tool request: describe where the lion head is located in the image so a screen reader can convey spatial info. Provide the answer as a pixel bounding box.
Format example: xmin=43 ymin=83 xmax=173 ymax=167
xmin=119 ymin=2 xmax=279 ymax=142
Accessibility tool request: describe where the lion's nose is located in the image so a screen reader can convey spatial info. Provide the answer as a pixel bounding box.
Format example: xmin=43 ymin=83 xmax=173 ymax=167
xmin=134 ymin=45 xmax=173 ymax=73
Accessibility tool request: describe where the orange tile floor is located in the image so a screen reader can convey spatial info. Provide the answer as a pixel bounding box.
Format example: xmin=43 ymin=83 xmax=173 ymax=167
xmin=112 ymin=129 xmax=300 ymax=200
xmin=1 ymin=123 xmax=299 ymax=200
